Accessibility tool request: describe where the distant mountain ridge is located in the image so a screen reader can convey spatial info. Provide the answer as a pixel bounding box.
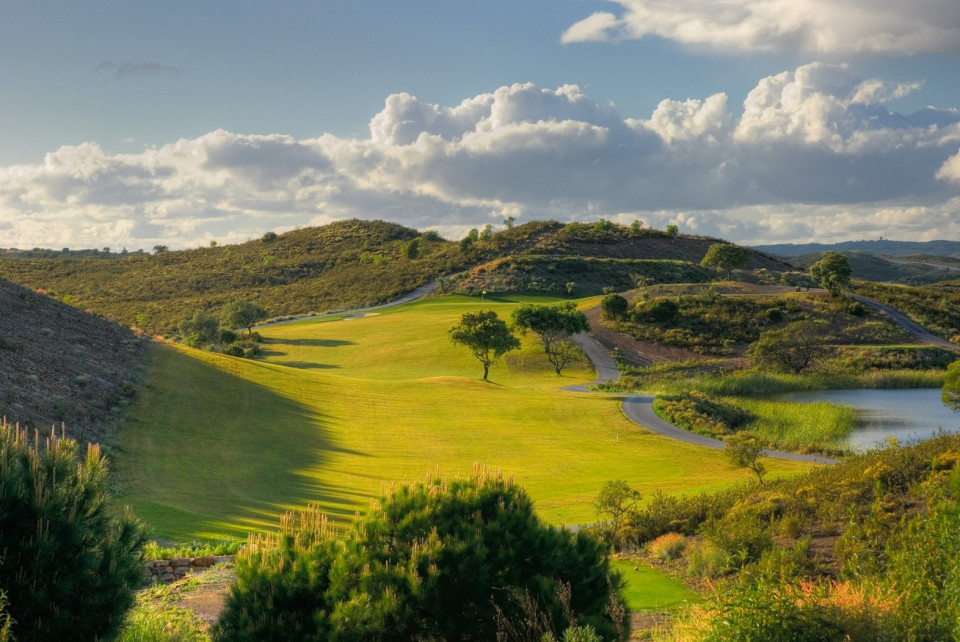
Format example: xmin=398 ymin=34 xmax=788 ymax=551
xmin=753 ymin=239 xmax=960 ymax=258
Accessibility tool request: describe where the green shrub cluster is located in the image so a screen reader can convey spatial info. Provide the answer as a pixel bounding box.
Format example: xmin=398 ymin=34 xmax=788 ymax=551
xmin=829 ymin=345 xmax=958 ymax=373
xmin=854 ymin=281 xmax=960 ymax=340
xmin=653 ymin=392 xmax=755 ymax=437
xmin=0 ymin=420 xmax=145 ymax=642
xmin=214 ymin=468 xmax=627 ymax=641
xmin=611 ymin=291 xmax=909 ymax=355
xmin=452 ymin=256 xmax=712 ymax=296
xmin=626 ymin=434 xmax=960 ymax=639
xmin=615 ymin=292 xmax=803 ymax=354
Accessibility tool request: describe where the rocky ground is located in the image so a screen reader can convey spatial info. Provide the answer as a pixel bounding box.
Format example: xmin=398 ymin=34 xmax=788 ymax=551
xmin=0 ymin=278 xmax=148 ymax=446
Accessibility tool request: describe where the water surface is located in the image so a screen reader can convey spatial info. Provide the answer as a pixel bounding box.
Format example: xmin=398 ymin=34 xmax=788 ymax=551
xmin=770 ymin=388 xmax=960 ymax=450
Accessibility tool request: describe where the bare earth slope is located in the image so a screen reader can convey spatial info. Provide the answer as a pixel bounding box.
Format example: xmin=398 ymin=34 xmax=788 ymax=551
xmin=0 ymin=278 xmax=148 ymax=445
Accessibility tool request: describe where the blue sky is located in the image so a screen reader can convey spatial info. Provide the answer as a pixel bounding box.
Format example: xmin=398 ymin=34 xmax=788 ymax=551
xmin=2 ymin=0 xmax=960 ymax=249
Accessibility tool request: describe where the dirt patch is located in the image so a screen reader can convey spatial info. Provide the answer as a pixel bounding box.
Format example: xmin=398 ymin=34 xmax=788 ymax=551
xmin=584 ymin=300 xmax=705 ymax=366
xmin=144 ymin=564 xmax=236 ymax=624
xmin=0 ymin=279 xmax=148 ymax=446
xmin=174 ymin=580 xmax=233 ymax=623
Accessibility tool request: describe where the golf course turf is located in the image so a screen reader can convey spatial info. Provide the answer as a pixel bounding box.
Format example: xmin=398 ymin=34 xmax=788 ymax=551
xmin=112 ymin=294 xmax=812 ymax=541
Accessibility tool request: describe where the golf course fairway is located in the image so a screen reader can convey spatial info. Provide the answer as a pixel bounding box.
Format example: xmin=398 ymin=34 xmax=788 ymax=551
xmin=112 ymin=294 xmax=812 ymax=541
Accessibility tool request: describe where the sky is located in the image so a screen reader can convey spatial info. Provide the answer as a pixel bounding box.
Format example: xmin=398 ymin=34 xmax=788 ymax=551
xmin=2 ymin=1 xmax=960 ymax=250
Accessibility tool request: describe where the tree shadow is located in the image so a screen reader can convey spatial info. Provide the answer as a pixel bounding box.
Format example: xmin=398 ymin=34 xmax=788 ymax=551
xmin=276 ymin=361 xmax=341 ymax=370
xmin=262 ymin=337 xmax=355 ymax=347
xmin=113 ymin=345 xmax=370 ymax=540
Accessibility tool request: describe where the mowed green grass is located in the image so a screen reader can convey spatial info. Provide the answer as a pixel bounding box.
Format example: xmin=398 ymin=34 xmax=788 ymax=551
xmin=610 ymin=559 xmax=698 ymax=610
xmin=113 ymin=294 xmax=811 ymax=541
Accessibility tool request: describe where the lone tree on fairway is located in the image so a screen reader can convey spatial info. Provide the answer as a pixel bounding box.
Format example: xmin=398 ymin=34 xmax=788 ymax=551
xmin=512 ymin=302 xmax=590 ymax=374
xmin=700 ymin=243 xmax=752 ymax=280
xmin=449 ymin=310 xmax=520 ymax=380
xmin=221 ymin=298 xmax=269 ymax=336
xmin=810 ymin=252 xmax=851 ymax=296
xmin=747 ymin=320 xmax=828 ymax=374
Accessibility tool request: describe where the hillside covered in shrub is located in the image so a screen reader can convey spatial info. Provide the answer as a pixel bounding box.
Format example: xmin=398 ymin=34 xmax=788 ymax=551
xmin=0 ymin=219 xmax=792 ymax=335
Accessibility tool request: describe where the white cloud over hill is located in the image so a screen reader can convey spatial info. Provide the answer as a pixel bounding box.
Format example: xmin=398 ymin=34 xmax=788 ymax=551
xmin=561 ymin=0 xmax=960 ymax=54
xmin=1 ymin=63 xmax=959 ymax=250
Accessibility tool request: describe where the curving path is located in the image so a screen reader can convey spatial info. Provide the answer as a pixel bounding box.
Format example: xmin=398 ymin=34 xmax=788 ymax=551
xmin=260 ymin=280 xmax=439 ymax=328
xmin=568 ymin=332 xmax=840 ymax=465
xmin=851 ymin=294 xmax=960 ymax=353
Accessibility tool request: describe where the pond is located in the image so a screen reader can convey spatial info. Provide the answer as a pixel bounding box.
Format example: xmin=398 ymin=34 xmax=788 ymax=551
xmin=770 ymin=388 xmax=960 ymax=450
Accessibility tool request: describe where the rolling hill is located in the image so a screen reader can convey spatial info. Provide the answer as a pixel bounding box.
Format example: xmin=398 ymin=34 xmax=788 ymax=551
xmin=0 ymin=219 xmax=791 ymax=334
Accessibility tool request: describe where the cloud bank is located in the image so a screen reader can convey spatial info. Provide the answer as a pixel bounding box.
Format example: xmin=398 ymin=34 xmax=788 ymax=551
xmin=2 ymin=63 xmax=959 ymax=250
xmin=561 ymin=0 xmax=960 ymax=54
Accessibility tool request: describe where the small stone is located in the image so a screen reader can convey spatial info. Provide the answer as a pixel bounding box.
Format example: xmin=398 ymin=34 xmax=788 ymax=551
xmin=170 ymin=557 xmax=190 ymax=567
xmin=192 ymin=556 xmax=215 ymax=567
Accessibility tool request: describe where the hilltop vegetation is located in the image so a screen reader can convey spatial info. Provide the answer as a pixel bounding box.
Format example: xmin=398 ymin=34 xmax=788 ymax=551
xmin=0 ymin=219 xmax=788 ymax=335
xmin=0 ymin=278 xmax=146 ymax=445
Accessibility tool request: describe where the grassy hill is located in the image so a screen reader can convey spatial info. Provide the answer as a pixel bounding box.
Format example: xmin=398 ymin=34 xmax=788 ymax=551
xmin=0 ymin=278 xmax=147 ymax=445
xmin=0 ymin=219 xmax=791 ymax=335
xmin=112 ymin=294 xmax=811 ymax=541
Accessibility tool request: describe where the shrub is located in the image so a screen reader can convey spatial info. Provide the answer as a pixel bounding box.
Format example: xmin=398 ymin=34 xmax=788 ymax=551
xmin=684 ymin=541 xmax=731 ymax=578
xmin=847 ymin=301 xmax=868 ymax=317
xmin=0 ymin=420 xmax=146 ymax=642
xmin=214 ymin=468 xmax=626 ymax=641
xmin=653 ymin=392 xmax=755 ymax=437
xmin=648 ymin=532 xmax=688 ymax=561
xmin=643 ymin=298 xmax=679 ymax=322
xmin=601 ymin=293 xmax=628 ymax=320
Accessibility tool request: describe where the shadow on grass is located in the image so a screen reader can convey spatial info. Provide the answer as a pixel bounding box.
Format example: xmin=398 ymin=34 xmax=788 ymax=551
xmin=114 ymin=344 xmax=370 ymax=540
xmin=262 ymin=337 xmax=355 ymax=347
xmin=275 ymin=361 xmax=341 ymax=370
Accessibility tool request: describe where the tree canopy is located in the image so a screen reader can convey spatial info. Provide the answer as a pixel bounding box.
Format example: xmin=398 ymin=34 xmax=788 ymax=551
xmin=220 ymin=298 xmax=269 ymax=335
xmin=700 ymin=243 xmax=752 ymax=279
xmin=448 ymin=310 xmax=520 ymax=380
xmin=214 ymin=469 xmax=627 ymax=641
xmin=810 ymin=252 xmax=852 ymax=296
xmin=511 ymin=302 xmax=589 ymax=374
xmin=943 ymin=360 xmax=960 ymax=412
xmin=600 ymin=293 xmax=629 ymax=320
xmin=747 ymin=320 xmax=829 ymax=374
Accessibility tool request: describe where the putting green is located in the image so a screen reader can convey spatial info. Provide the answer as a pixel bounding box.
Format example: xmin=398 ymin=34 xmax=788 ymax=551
xmin=611 ymin=559 xmax=698 ymax=610
xmin=112 ymin=294 xmax=811 ymax=541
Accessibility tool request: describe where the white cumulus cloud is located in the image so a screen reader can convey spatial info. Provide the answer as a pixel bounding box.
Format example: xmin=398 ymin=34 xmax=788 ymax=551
xmin=562 ymin=0 xmax=960 ymax=54
xmin=1 ymin=64 xmax=959 ymax=250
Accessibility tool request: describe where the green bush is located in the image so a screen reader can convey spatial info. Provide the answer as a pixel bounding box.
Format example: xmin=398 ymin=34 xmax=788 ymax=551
xmin=601 ymin=293 xmax=628 ymax=320
xmin=0 ymin=420 xmax=146 ymax=642
xmin=642 ymin=298 xmax=679 ymax=322
xmin=214 ymin=468 xmax=626 ymax=641
xmin=653 ymin=392 xmax=754 ymax=437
